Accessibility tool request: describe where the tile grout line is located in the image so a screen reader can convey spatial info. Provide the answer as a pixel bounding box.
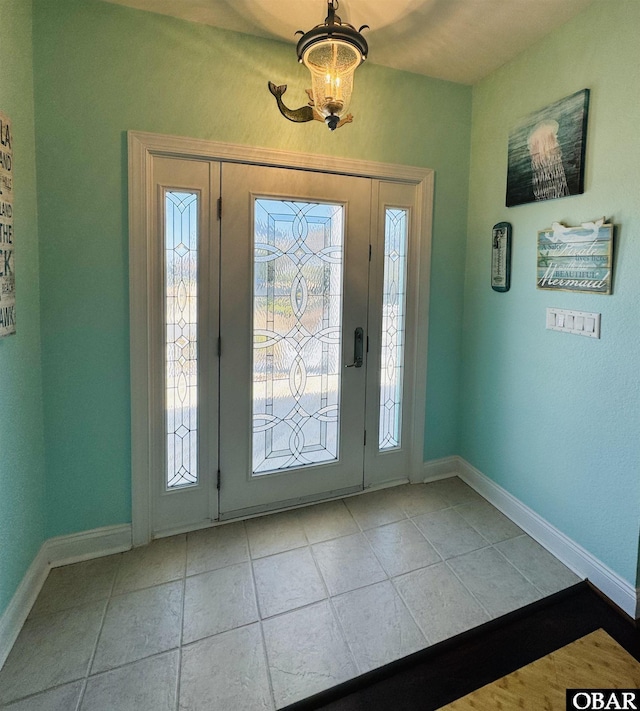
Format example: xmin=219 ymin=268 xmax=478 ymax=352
xmin=411 ymin=493 xmax=499 ymax=620
xmin=257 ymin=620 xmax=277 ymax=711
xmin=372 ymin=569 xmax=431 ymax=658
xmin=371 ymin=514 xmax=445 ymax=577
xmin=174 ymin=536 xmax=188 ymax=711
xmin=357 ymin=517 xmax=395 ymax=580
xmin=438 ymin=496 xmax=529 ymax=618
xmin=489 ymin=541 xmax=548 ymax=597
xmin=75 ymin=552 xmax=124 ymax=710
xmin=299 ymin=500 xmax=361 ymax=548
xmin=434 ymin=494 xmax=548 ymax=608
xmin=254 ymin=503 xmax=366 ymax=696
xmin=388 ymin=573 xmax=434 ymax=648
xmin=108 ymin=575 xmax=185 ymax=597
xmin=75 ymin=542 xmax=187 ymax=704
xmin=325 ymin=589 xmax=363 ymax=677
xmin=256 ymin=576 xmax=410 ymax=626
xmin=248 ymin=548 xmax=278 ymax=710
xmin=74 ymin=663 xmax=90 ymax=709
xmin=0 ymin=680 xmax=87 ymax=709
xmin=330 ymin=493 xmax=453 ymax=670
xmin=442 ymin=551 xmax=498 ymax=621
xmin=68 ymin=647 xmax=183 ymax=682
xmin=190 ymin=520 xmax=252 ymax=573
xmin=414 ymin=505 xmax=494 ymax=562
xmin=306 ymin=526 xmax=362 ymax=677
xmin=243 ymin=520 xmax=277 ymax=710
xmin=322 ymin=494 xmax=432 ymax=673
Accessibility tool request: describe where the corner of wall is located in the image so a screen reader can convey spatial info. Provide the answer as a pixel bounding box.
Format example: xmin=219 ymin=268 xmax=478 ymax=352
xmin=459 ymin=0 xmax=640 ymax=593
xmin=0 ymin=0 xmax=47 ymax=621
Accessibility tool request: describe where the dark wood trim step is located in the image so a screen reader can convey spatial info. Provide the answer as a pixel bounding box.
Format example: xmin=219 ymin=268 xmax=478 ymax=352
xmin=283 ymin=582 xmax=640 ymax=711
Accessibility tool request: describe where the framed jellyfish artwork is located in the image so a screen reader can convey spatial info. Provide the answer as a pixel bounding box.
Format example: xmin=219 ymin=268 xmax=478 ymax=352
xmin=506 ymin=89 xmax=590 ymax=207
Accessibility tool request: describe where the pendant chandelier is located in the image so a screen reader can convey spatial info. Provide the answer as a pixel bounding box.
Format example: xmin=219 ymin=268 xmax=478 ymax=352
xmin=268 ymin=1 xmax=368 ymax=131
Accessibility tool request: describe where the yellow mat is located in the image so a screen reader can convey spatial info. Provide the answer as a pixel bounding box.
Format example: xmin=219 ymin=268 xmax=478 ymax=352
xmin=439 ymin=629 xmax=640 ymax=710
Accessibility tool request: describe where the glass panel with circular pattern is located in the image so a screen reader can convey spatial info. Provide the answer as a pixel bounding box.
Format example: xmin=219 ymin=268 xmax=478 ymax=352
xmin=253 ymin=199 xmax=344 ymax=476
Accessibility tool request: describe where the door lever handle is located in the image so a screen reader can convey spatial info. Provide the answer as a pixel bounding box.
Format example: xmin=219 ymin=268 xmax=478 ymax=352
xmin=345 ymin=327 xmax=364 ymax=368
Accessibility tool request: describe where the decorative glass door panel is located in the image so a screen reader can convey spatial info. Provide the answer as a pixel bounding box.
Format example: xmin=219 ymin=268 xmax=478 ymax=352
xmin=379 ymin=207 xmax=408 ymax=451
xmin=364 ymin=181 xmax=417 ymax=485
xmin=149 ymin=156 xmax=217 ymax=537
xmin=253 ymin=199 xmax=344 ymax=475
xmin=165 ymin=191 xmax=199 ymax=488
xmin=220 ymin=164 xmax=371 ymax=518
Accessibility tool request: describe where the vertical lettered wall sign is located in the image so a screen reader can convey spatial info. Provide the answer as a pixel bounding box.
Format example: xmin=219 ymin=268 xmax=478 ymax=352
xmin=0 ymin=111 xmax=15 ymax=337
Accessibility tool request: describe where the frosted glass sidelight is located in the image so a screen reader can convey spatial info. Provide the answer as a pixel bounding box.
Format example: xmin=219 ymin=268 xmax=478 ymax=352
xmin=379 ymin=208 xmax=408 ymax=450
xmin=165 ymin=191 xmax=199 ymax=488
xmin=253 ymin=199 xmax=344 ymax=475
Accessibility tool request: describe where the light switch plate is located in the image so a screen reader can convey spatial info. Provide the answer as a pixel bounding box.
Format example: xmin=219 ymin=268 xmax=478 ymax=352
xmin=546 ymin=308 xmax=600 ymax=338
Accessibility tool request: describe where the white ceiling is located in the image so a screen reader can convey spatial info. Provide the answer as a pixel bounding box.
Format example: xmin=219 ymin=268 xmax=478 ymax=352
xmin=102 ymin=0 xmax=595 ymax=84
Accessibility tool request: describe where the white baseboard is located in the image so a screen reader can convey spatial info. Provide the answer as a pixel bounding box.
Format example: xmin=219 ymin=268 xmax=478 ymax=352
xmin=422 ymin=455 xmax=460 ymax=482
xmin=456 ymin=457 xmax=638 ymax=620
xmin=0 ymin=524 xmax=132 ymax=670
xmin=0 ymin=546 xmax=50 ymax=670
xmin=45 ymin=524 xmax=132 ymax=568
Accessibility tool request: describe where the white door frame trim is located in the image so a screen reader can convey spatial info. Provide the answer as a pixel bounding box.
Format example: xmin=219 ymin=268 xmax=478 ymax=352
xmin=128 ymin=131 xmax=434 ymax=546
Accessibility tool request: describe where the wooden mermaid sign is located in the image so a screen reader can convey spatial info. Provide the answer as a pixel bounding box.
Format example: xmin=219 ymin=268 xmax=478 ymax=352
xmin=537 ymin=218 xmax=613 ymax=294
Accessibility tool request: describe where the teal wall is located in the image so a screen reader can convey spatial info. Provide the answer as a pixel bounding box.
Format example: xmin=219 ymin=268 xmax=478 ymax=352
xmin=0 ymin=0 xmax=46 ymax=617
xmin=462 ymin=1 xmax=640 ymax=585
xmin=2 ymin=0 xmax=638 ymax=624
xmin=32 ymin=0 xmax=471 ymax=538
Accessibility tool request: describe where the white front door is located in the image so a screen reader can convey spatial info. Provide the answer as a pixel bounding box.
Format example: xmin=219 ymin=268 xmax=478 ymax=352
xmin=218 ymin=164 xmax=372 ymax=518
xmin=130 ymin=135 xmax=429 ymax=542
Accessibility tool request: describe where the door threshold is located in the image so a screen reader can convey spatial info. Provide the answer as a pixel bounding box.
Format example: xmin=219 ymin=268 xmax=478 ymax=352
xmin=219 ymin=485 xmax=363 ymax=522
xmin=220 ymin=476 xmax=412 ymax=522
xmin=150 ymin=477 xmax=412 ymax=540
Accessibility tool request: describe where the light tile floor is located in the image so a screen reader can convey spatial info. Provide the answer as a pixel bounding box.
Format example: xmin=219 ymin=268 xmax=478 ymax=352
xmin=0 ymin=478 xmax=581 ymax=710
